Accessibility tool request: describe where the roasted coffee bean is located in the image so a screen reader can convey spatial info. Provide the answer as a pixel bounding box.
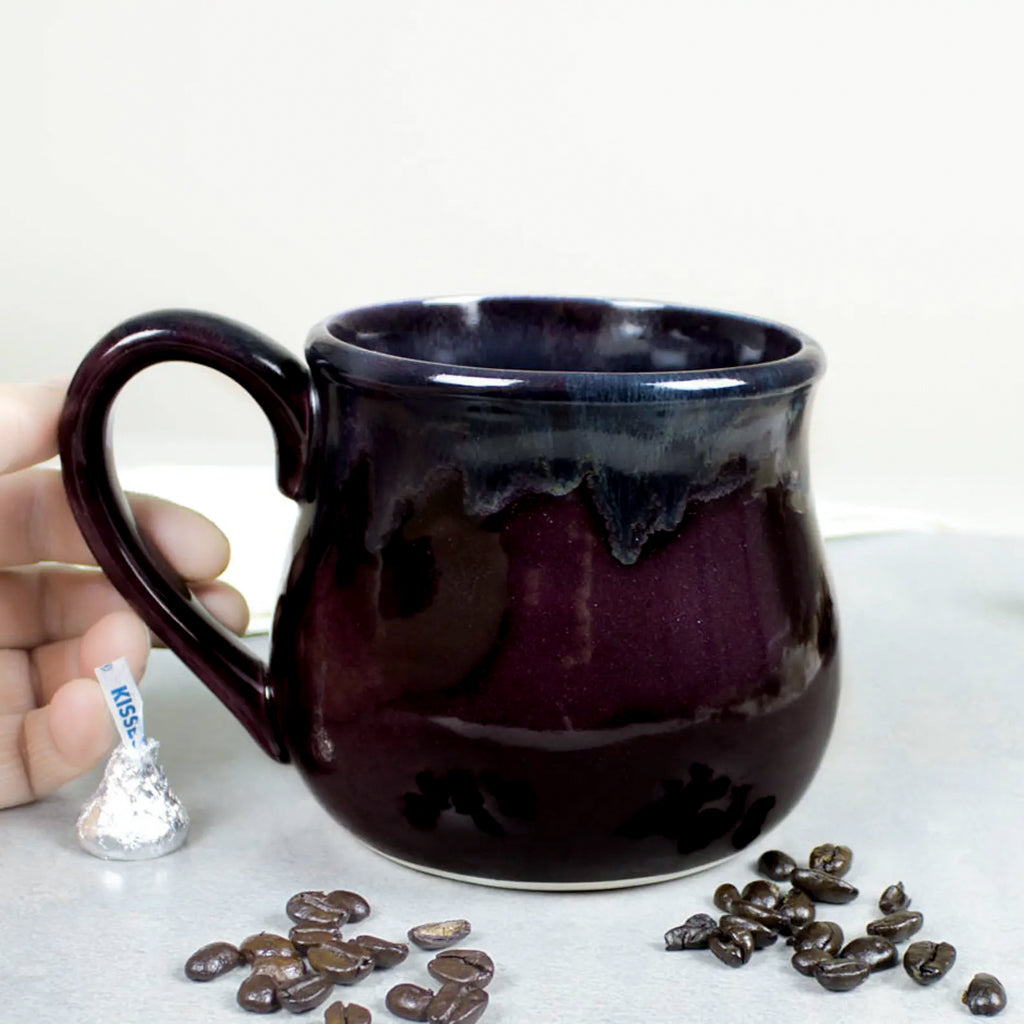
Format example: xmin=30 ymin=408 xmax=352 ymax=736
xmin=664 ymin=913 xmax=719 ymax=950
xmin=426 ymin=981 xmax=489 ymax=1024
xmin=778 ymin=889 xmax=816 ymax=935
xmin=352 ymin=934 xmax=409 ymax=968
xmin=185 ymin=941 xmax=244 ymax=981
xmin=713 ymin=883 xmax=740 ymax=912
xmin=720 ymin=915 xmax=777 ymax=950
xmin=757 ymin=849 xmax=797 ymax=881
xmin=240 ymin=932 xmax=300 ymax=964
xmin=237 ymin=972 xmax=279 ymax=1014
xmin=308 ymin=942 xmax=375 ymax=985
xmin=408 ymin=920 xmax=472 ymax=951
xmin=809 ymin=843 xmax=853 ymax=877
xmin=290 ymin=924 xmax=346 ymax=953
xmin=791 ymin=947 xmax=833 ymax=976
xmin=963 ymin=973 xmax=1007 ymax=1016
xmin=250 ymin=955 xmax=307 ymax=986
xmin=792 ymin=920 xmax=844 ymax=956
xmin=428 ymin=949 xmax=496 ymax=989
xmin=903 ymin=940 xmax=956 ymax=985
xmin=814 ymin=957 xmax=870 ymax=992
xmin=839 ymin=935 xmax=898 ymax=972
xmin=324 ymin=891 xmax=371 ymax=923
xmin=879 ymin=881 xmax=910 ymax=914
xmin=728 ymin=899 xmax=786 ymax=932
xmin=790 ymin=868 xmax=859 ymax=904
xmin=741 ymin=879 xmax=781 ymax=909
xmin=278 ymin=972 xmax=335 ymax=1014
xmin=386 ymin=983 xmax=435 ymax=1021
xmin=324 ymin=1001 xmax=372 ymax=1024
xmin=287 ymin=891 xmax=350 ymax=927
xmin=708 ymin=927 xmax=755 ymax=968
xmin=865 ymin=910 xmax=923 ymax=943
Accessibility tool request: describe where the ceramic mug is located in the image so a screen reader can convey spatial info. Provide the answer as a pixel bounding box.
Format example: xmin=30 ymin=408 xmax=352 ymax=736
xmin=59 ymin=298 xmax=839 ymax=889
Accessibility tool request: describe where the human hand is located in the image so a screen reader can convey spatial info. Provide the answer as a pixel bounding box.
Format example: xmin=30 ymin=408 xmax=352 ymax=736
xmin=0 ymin=381 xmax=248 ymax=809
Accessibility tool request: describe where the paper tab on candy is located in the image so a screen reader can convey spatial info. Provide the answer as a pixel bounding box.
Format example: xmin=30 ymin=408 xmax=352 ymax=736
xmin=77 ymin=659 xmax=190 ymax=860
xmin=95 ymin=658 xmax=146 ymax=751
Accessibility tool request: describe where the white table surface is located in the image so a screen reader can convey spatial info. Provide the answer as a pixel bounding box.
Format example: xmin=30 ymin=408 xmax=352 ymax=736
xmin=3 ymin=531 xmax=1022 ymax=1023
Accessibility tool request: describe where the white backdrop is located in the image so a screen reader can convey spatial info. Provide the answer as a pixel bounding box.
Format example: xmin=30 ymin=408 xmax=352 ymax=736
xmin=3 ymin=0 xmax=1022 ymax=536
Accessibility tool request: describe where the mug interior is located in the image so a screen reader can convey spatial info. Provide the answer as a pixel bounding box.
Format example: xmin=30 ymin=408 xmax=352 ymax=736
xmin=327 ymin=297 xmax=801 ymax=374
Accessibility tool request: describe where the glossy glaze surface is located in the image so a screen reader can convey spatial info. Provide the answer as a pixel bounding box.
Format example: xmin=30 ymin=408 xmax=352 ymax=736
xmin=273 ymin=298 xmax=838 ymax=884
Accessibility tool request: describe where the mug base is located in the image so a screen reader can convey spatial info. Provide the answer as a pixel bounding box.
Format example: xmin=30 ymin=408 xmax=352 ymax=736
xmin=366 ymin=844 xmax=742 ymax=891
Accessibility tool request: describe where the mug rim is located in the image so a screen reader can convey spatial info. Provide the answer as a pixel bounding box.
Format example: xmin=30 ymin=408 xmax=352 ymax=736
xmin=308 ymin=296 xmax=824 ymax=401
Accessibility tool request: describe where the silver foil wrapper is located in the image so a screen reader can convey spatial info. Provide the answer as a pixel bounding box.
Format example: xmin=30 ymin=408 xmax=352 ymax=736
xmin=77 ymin=739 xmax=189 ymax=860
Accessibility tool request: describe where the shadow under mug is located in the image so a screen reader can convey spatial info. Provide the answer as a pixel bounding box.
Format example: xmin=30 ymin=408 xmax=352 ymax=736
xmin=59 ymin=297 xmax=839 ymax=889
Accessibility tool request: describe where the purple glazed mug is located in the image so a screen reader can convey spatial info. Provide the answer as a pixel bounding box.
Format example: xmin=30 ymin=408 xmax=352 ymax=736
xmin=59 ymin=298 xmax=838 ymax=889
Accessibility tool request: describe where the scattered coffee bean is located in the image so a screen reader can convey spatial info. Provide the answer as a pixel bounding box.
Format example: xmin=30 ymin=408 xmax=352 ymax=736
xmin=839 ymin=935 xmax=898 ymax=972
xmin=713 ymin=883 xmax=739 ymax=912
xmin=237 ymin=972 xmax=279 ymax=1014
xmin=866 ymin=910 xmax=924 ymax=944
xmin=287 ymin=891 xmax=350 ymax=927
xmin=708 ymin=927 xmax=755 ymax=968
xmin=809 ymin=843 xmax=853 ymax=877
xmin=386 ymin=983 xmax=435 ymax=1021
xmin=278 ymin=971 xmax=335 ymax=1014
xmin=741 ymin=879 xmax=781 ymax=909
xmin=757 ymin=849 xmax=797 ymax=881
xmin=428 ymin=949 xmax=495 ymax=989
xmin=308 ymin=942 xmax=375 ymax=984
xmin=878 ymin=881 xmax=910 ymax=914
xmin=426 ymin=981 xmax=489 ymax=1024
xmin=963 ymin=973 xmax=1007 ymax=1017
xmin=661 ymin=846 xmax=997 ymax=1013
xmin=325 ymin=891 xmax=371 ymax=924
xmin=665 ymin=913 xmax=719 ymax=951
xmin=790 ymin=868 xmax=859 ymax=904
xmin=778 ymin=889 xmax=816 ymax=935
xmin=324 ymin=1001 xmax=372 ymax=1024
xmin=408 ymin=920 xmax=472 ymax=951
xmin=287 ymin=893 xmax=347 ymax=927
xmin=814 ymin=957 xmax=870 ymax=992
xmin=290 ymin=923 xmax=346 ymax=953
xmin=720 ymin=915 xmax=778 ymax=950
xmin=250 ymin=955 xmax=307 ymax=986
xmin=903 ymin=940 xmax=956 ymax=985
xmin=793 ymin=921 xmax=844 ymax=956
xmin=240 ymin=932 xmax=300 ymax=964
xmin=185 ymin=941 xmax=244 ymax=981
xmin=352 ymin=935 xmax=409 ymax=969
xmin=728 ymin=899 xmax=786 ymax=932
xmin=791 ymin=947 xmax=833 ymax=976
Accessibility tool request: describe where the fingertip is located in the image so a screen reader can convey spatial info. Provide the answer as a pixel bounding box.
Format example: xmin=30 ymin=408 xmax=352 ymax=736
xmin=78 ymin=610 xmax=151 ymax=683
xmin=194 ymin=581 xmax=251 ymax=636
xmin=131 ymin=496 xmax=233 ymax=580
xmin=0 ymin=382 xmax=65 ymax=474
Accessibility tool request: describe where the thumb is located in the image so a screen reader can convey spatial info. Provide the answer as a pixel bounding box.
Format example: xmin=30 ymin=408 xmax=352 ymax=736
xmin=3 ymin=679 xmax=114 ymax=808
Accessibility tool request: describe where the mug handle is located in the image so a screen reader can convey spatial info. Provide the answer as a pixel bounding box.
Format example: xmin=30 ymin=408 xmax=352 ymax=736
xmin=58 ymin=309 xmax=317 ymax=762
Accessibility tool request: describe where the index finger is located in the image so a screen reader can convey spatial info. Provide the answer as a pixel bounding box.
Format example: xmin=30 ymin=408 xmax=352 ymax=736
xmin=0 ymin=381 xmax=68 ymax=475
xmin=0 ymin=468 xmax=233 ymax=580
